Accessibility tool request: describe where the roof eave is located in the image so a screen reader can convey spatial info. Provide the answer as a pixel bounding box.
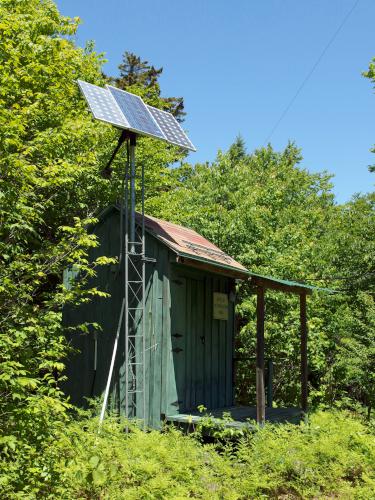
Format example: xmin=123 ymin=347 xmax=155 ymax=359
xmin=249 ymin=272 xmax=335 ymax=295
xmin=173 ymin=250 xmax=250 ymax=280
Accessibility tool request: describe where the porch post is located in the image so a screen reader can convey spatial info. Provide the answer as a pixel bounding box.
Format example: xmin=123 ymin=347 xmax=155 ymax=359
xmin=300 ymin=292 xmax=308 ymax=414
xmin=256 ymin=286 xmax=265 ymax=425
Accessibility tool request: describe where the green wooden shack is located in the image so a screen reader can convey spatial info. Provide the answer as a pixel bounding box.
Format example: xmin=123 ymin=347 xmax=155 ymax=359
xmin=63 ymin=206 xmax=250 ymax=428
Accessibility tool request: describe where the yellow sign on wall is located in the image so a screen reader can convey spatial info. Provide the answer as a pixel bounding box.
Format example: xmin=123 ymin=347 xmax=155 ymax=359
xmin=213 ymin=292 xmax=228 ymax=321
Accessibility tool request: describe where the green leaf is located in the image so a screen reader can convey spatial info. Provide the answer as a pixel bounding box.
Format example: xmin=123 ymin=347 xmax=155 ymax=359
xmin=89 ymin=455 xmax=100 ymax=468
xmin=92 ymin=468 xmax=106 ymax=485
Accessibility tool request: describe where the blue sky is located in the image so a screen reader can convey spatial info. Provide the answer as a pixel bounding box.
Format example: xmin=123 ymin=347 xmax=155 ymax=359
xmin=57 ymin=0 xmax=374 ymax=203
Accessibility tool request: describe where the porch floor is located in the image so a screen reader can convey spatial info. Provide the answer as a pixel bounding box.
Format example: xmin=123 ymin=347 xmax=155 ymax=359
xmin=166 ymin=406 xmax=302 ymax=429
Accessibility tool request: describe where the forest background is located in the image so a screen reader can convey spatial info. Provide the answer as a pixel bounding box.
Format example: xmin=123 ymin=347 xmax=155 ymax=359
xmin=0 ymin=1 xmax=374 ymax=498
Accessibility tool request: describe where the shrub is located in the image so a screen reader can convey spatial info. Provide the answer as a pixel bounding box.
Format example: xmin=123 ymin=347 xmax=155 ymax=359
xmin=235 ymin=411 xmax=375 ymax=499
xmin=1 ymin=410 xmax=237 ymax=499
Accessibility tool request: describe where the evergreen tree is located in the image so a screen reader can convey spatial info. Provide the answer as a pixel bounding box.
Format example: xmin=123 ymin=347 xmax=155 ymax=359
xmin=117 ymin=51 xmax=162 ymax=88
xmin=113 ymin=51 xmax=186 ymax=121
xmin=228 ymin=134 xmax=247 ymax=163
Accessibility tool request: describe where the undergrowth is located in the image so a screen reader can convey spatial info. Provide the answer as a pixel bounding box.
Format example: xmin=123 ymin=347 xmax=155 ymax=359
xmin=236 ymin=411 xmax=375 ymax=499
xmin=0 ymin=409 xmax=374 ymax=499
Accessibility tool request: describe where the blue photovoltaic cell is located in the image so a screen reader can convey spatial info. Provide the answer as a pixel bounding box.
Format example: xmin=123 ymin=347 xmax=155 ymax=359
xmin=146 ymin=105 xmax=196 ymax=151
xmin=107 ymin=86 xmax=165 ymax=140
xmin=77 ymin=80 xmax=196 ymax=151
xmin=77 ymin=80 xmax=128 ymax=129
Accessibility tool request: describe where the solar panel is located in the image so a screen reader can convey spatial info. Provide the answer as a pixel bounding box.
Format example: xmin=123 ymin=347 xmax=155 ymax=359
xmin=77 ymin=80 xmax=196 ymax=151
xmin=106 ymin=85 xmax=165 ymax=141
xmin=77 ymin=80 xmax=128 ymax=129
xmin=146 ymin=105 xmax=196 ymax=151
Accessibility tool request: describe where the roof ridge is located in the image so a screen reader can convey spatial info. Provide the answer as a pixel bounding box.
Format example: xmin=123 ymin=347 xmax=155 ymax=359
xmin=140 ymin=212 xmax=199 ymax=235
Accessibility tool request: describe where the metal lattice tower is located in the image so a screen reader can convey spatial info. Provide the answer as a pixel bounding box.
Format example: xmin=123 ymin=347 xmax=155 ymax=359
xmin=124 ymin=134 xmax=146 ymax=423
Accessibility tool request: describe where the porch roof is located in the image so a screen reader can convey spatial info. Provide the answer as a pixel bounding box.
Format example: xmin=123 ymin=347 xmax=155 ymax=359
xmin=248 ymin=272 xmax=335 ymax=295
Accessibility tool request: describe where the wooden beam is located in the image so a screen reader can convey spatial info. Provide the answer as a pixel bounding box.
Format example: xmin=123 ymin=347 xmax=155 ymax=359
xmin=256 ymin=286 xmax=265 ymax=425
xmin=300 ymin=292 xmax=308 ymax=413
xmin=174 ymin=255 xmax=249 ymax=280
xmin=251 ymin=276 xmax=313 ymax=295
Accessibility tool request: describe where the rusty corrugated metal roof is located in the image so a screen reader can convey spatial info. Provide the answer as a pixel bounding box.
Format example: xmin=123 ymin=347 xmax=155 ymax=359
xmin=97 ymin=207 xmax=332 ymax=290
xmin=139 ymin=213 xmax=249 ymax=278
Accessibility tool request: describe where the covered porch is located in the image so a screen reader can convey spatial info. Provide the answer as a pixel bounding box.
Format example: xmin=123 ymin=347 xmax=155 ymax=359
xmin=167 ymin=273 xmax=321 ymax=428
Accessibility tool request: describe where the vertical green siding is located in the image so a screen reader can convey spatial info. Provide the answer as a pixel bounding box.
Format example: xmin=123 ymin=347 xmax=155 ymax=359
xmin=169 ymin=276 xmax=186 ymax=414
xmin=195 ymin=281 xmax=204 ymax=406
xmin=227 ymin=281 xmax=235 ymax=406
xmin=218 ymin=278 xmax=226 ymax=408
xmin=185 ymin=277 xmax=193 ymax=409
xmin=148 ymin=237 xmax=169 ymax=428
xmin=167 ymin=265 xmax=235 ymax=414
xmin=63 ymin=208 xmax=236 ymax=428
xmin=146 ymin=237 xmax=157 ymax=427
xmin=63 ymin=209 xmax=124 ymax=410
xmin=211 ymin=276 xmax=220 ymax=408
xmin=160 ymin=249 xmax=172 ymax=420
xmin=204 ymin=276 xmax=213 ymax=409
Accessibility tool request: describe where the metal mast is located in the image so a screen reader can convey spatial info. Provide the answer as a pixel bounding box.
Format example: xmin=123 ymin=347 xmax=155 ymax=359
xmin=124 ymin=133 xmax=146 ymax=425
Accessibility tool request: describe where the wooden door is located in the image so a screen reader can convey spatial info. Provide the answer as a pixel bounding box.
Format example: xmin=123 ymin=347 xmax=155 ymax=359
xmin=169 ymin=273 xmax=205 ymax=412
xmin=167 ymin=269 xmax=235 ymax=415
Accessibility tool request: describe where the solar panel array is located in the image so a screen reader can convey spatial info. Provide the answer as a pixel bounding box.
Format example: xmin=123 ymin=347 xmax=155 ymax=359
xmin=77 ymin=80 xmax=196 ymax=151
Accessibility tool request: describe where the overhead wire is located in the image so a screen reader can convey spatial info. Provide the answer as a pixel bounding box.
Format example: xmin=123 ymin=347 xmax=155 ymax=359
xmin=263 ymin=0 xmax=360 ymax=145
xmin=305 ymin=271 xmax=375 ymax=282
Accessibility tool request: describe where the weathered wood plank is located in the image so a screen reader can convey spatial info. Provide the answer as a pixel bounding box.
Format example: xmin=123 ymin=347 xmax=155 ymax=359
xmin=211 ymin=277 xmax=220 ymax=409
xmin=148 ymin=237 xmax=161 ymax=428
xmin=161 ymin=248 xmax=173 ymax=417
xmin=166 ymin=405 xmax=302 ymax=427
xmin=256 ymin=286 xmax=265 ymax=425
xmin=204 ymin=276 xmax=212 ymax=409
xmin=218 ymin=277 xmax=226 ymax=408
xmin=226 ymin=279 xmax=235 ymax=407
xmin=195 ymin=279 xmax=204 ymax=406
xmin=174 ymin=255 xmax=249 ymax=280
xmin=185 ymin=277 xmax=193 ymax=410
xmin=170 ymin=272 xmax=186 ymax=413
xmin=300 ymin=292 xmax=308 ymax=413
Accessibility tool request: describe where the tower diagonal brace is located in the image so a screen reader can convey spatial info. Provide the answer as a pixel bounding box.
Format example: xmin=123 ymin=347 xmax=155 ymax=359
xmin=124 ymin=133 xmax=146 ymax=429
